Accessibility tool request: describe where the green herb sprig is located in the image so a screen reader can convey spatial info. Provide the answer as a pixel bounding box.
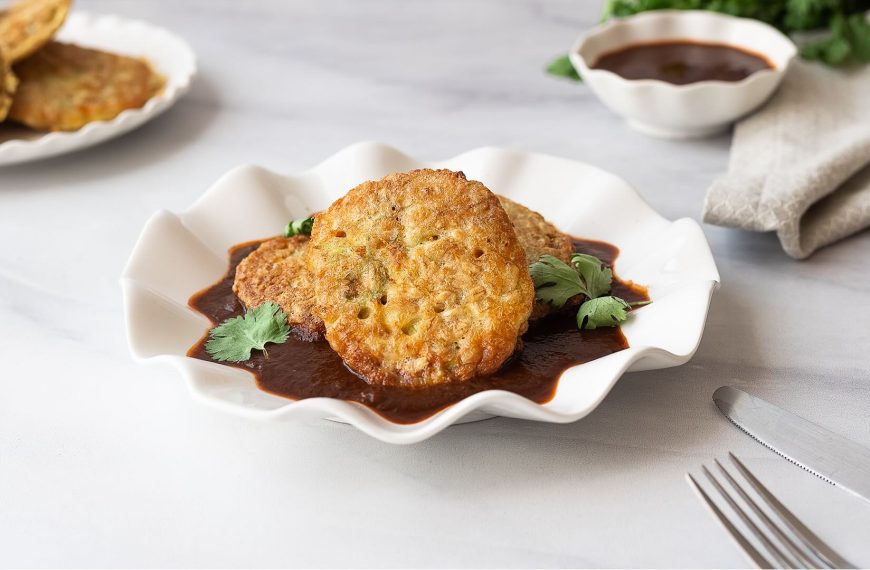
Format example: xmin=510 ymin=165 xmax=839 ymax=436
xmin=576 ymin=296 xmax=631 ymax=329
xmin=529 ymin=253 xmax=647 ymax=330
xmin=285 ymin=216 xmax=314 ymax=237
xmin=546 ymin=54 xmax=582 ymax=80
xmin=205 ymin=302 xmax=290 ymax=362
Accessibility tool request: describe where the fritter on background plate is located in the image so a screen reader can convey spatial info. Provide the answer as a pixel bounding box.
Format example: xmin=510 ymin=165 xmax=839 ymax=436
xmin=233 ymin=236 xmax=325 ymax=341
xmin=0 ymin=45 xmax=16 ymax=120
xmin=306 ymin=169 xmax=534 ymax=388
xmin=0 ymin=0 xmax=70 ymax=63
xmin=9 ymin=41 xmax=165 ymax=131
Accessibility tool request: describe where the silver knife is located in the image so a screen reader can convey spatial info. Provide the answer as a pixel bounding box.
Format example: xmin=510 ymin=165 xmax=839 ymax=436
xmin=713 ymin=386 xmax=870 ymax=504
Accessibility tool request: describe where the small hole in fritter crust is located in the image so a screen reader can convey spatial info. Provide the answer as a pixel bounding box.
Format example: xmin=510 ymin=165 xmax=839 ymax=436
xmin=357 ymin=307 xmax=371 ymax=319
xmin=474 ymin=249 xmax=484 ymax=258
xmin=379 ymin=294 xmax=388 ymax=305
xmin=401 ymin=319 xmax=419 ymax=335
xmin=430 ymin=235 xmax=439 ymax=241
xmin=334 ymin=230 xmax=346 ymax=238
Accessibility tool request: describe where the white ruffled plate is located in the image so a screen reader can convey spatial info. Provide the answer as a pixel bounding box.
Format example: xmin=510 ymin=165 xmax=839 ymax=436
xmin=121 ymin=142 xmax=720 ymax=444
xmin=0 ymin=12 xmax=196 ymax=166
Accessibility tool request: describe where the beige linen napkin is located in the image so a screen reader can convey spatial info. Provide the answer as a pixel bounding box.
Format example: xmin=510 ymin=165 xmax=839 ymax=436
xmin=703 ymin=60 xmax=870 ymax=259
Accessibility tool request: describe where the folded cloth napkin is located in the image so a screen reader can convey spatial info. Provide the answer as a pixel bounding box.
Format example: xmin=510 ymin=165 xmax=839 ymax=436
xmin=703 ymin=60 xmax=870 ymax=259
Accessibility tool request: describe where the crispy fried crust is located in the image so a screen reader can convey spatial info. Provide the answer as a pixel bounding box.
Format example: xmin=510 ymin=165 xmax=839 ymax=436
xmin=0 ymin=46 xmax=16 ymax=120
xmin=0 ymin=0 xmax=71 ymax=63
xmin=233 ymin=236 xmax=325 ymax=341
xmin=498 ymin=195 xmax=575 ymax=319
xmin=498 ymin=195 xmax=573 ymax=265
xmin=307 ymin=169 xmax=534 ymax=388
xmin=9 ymin=41 xmax=165 ymax=131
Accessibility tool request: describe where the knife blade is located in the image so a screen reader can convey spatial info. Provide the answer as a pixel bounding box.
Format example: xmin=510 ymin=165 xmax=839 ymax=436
xmin=713 ymin=386 xmax=870 ymax=504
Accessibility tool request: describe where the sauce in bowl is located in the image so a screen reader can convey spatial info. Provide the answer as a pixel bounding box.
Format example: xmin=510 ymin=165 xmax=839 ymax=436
xmin=591 ymin=40 xmax=773 ymax=85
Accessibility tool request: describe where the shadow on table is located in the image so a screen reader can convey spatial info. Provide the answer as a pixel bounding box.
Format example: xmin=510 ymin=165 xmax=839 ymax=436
xmin=0 ymin=74 xmax=219 ymax=184
xmin=309 ymin=284 xmax=764 ymax=489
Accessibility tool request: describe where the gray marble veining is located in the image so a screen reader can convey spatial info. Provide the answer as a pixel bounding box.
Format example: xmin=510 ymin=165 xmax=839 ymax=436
xmin=0 ymin=1 xmax=868 ymax=567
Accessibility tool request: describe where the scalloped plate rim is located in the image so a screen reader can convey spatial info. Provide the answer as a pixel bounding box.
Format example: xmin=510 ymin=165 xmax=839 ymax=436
xmin=121 ymin=142 xmax=720 ymax=444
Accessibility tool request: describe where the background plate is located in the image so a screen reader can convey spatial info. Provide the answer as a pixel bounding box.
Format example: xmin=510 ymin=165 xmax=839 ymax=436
xmin=121 ymin=142 xmax=720 ymax=444
xmin=0 ymin=12 xmax=196 ymax=166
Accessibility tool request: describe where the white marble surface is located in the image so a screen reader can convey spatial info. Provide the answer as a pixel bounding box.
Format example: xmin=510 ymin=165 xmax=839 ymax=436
xmin=1 ymin=0 xmax=868 ymax=567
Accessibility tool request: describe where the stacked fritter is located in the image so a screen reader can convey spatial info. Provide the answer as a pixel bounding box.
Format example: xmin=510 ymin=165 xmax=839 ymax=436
xmin=497 ymin=195 xmax=574 ymax=319
xmin=0 ymin=45 xmax=15 ymax=120
xmin=234 ymin=236 xmax=325 ymax=341
xmin=0 ymin=0 xmax=165 ymax=131
xmin=234 ymin=169 xmax=576 ymax=388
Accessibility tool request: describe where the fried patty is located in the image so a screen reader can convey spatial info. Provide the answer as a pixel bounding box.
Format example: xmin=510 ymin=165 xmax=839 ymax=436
xmin=498 ymin=195 xmax=573 ymax=265
xmin=9 ymin=41 xmax=165 ymax=131
xmin=233 ymin=236 xmax=324 ymax=341
xmin=0 ymin=46 xmax=16 ymax=120
xmin=498 ymin=195 xmax=575 ymax=319
xmin=307 ymin=169 xmax=534 ymax=388
xmin=0 ymin=0 xmax=71 ymax=63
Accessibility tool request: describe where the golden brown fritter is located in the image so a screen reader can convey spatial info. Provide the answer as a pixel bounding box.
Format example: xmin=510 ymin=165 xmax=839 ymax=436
xmin=0 ymin=46 xmax=16 ymax=120
xmin=9 ymin=41 xmax=165 ymax=131
xmin=0 ymin=0 xmax=71 ymax=63
xmin=498 ymin=195 xmax=575 ymax=319
xmin=307 ymin=169 xmax=534 ymax=388
xmin=498 ymin=196 xmax=573 ymax=265
xmin=233 ymin=236 xmax=324 ymax=341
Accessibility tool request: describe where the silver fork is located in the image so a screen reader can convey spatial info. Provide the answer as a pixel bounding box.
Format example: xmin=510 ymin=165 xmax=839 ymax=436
xmin=686 ymin=453 xmax=855 ymax=569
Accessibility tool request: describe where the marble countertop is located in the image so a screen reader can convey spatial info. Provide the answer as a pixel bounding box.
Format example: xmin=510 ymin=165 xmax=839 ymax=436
xmin=1 ymin=0 xmax=868 ymax=567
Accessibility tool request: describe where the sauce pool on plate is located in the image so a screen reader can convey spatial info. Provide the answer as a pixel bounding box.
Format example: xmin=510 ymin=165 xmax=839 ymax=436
xmin=187 ymin=239 xmax=649 ymax=424
xmin=591 ymin=40 xmax=773 ymax=85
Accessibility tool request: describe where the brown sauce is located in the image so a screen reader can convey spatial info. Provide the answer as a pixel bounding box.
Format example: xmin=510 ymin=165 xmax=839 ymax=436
xmin=592 ymin=40 xmax=773 ymax=85
xmin=187 ymin=238 xmax=649 ymax=424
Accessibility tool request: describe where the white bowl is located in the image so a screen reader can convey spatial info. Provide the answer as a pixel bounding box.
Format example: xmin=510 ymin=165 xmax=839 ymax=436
xmin=121 ymin=142 xmax=720 ymax=444
xmin=0 ymin=12 xmax=196 ymax=166
xmin=570 ymin=10 xmax=797 ymax=139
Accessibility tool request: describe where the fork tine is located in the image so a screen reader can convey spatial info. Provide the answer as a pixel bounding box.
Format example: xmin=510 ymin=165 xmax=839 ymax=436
xmin=702 ymin=466 xmax=799 ymax=568
xmin=715 ymin=459 xmax=822 ymax=569
xmin=686 ymin=473 xmax=774 ymax=569
xmin=729 ymin=453 xmax=856 ymax=570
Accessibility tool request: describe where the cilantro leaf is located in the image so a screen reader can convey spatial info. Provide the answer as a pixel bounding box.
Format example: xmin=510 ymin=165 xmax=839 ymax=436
xmin=803 ymin=12 xmax=870 ymax=65
xmin=285 ymin=216 xmax=314 ymax=237
xmin=571 ymin=253 xmax=613 ymax=299
xmin=531 ymin=252 xmax=643 ymax=330
xmin=546 ymin=54 xmax=582 ymax=81
xmin=846 ymin=13 xmax=870 ymax=61
xmin=530 ymin=253 xmax=615 ymax=307
xmin=802 ymin=12 xmax=852 ymax=64
xmin=205 ymin=302 xmax=290 ymax=362
xmin=529 ymin=255 xmax=584 ymax=307
xmin=576 ymin=296 xmax=631 ymax=330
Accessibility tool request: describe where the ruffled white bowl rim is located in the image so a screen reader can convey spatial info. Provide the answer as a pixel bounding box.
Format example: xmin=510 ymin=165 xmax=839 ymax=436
xmin=121 ymin=142 xmax=720 ymax=444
